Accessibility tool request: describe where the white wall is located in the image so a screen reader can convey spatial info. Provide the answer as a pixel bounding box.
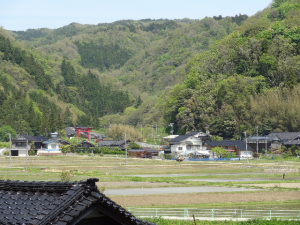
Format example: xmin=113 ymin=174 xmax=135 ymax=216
xmin=0 ymin=148 xmax=7 ymax=156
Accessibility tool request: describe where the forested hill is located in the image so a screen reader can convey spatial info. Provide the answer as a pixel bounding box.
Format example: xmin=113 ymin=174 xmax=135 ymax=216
xmin=160 ymin=0 xmax=300 ymax=139
xmin=0 ymin=15 xmax=248 ymax=135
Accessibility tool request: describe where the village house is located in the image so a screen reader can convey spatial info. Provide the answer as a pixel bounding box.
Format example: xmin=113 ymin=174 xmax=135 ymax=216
xmin=0 ymin=178 xmax=154 ymax=225
xmin=97 ymin=139 xmax=131 ymax=150
xmin=165 ymin=131 xmax=211 ymax=158
xmin=37 ymin=132 xmax=69 ymax=156
xmin=10 ymin=135 xmax=48 ymax=156
xmin=247 ymin=132 xmax=300 ymax=153
xmin=204 ymin=140 xmax=253 ymax=158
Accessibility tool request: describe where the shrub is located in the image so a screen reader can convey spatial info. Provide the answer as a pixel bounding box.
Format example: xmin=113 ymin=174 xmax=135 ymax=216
xmin=3 ymin=151 xmax=9 ymax=156
xmin=164 ymin=154 xmax=172 ymax=160
xmin=129 ymin=143 xmax=141 ymax=149
xmin=28 ymin=150 xmax=36 ymax=156
xmin=60 ymin=169 xmax=73 ymax=182
xmin=253 ymin=152 xmax=259 ymax=158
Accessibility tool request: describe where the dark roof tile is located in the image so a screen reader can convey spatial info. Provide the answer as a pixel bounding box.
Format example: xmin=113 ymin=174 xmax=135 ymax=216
xmin=205 ymin=140 xmax=253 ymax=151
xmin=0 ymin=179 xmax=153 ymax=225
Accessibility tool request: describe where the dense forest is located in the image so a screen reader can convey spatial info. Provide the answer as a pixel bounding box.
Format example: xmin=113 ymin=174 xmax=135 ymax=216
xmin=1 ymin=0 xmax=300 ymax=138
xmin=159 ymin=0 xmax=300 ymax=138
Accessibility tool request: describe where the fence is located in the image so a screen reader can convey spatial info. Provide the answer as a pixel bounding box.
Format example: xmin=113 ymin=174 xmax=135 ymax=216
xmin=186 ymin=158 xmax=241 ymax=161
xmin=127 ymin=208 xmax=300 ymax=220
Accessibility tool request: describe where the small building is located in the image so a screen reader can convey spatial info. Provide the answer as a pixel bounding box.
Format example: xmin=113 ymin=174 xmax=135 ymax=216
xmin=0 ymin=178 xmax=154 ymax=225
xmin=78 ymin=140 xmax=95 ymax=149
xmin=128 ymin=149 xmax=146 ymax=158
xmin=38 ymin=132 xmax=69 ymax=155
xmin=97 ymin=139 xmax=131 ymax=150
xmin=128 ymin=149 xmax=161 ymax=158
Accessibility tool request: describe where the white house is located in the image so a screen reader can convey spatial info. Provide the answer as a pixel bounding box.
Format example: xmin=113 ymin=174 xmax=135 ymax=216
xmin=169 ymin=135 xmax=210 ymax=158
xmin=37 ymin=132 xmax=69 ymax=155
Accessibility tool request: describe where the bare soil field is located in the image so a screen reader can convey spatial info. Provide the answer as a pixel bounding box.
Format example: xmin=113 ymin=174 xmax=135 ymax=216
xmin=110 ymin=191 xmax=300 ymax=207
xmin=245 ymin=183 xmax=300 ymax=188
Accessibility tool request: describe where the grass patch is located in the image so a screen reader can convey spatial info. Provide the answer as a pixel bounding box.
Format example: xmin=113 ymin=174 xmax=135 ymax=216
xmin=138 ymin=199 xmax=300 ymax=210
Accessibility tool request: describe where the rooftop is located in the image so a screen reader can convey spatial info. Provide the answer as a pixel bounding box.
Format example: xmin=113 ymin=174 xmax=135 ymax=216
xmin=0 ymin=178 xmax=154 ymax=225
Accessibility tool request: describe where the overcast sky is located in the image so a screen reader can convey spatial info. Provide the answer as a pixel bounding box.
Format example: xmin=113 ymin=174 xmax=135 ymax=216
xmin=1 ymin=0 xmax=272 ymax=31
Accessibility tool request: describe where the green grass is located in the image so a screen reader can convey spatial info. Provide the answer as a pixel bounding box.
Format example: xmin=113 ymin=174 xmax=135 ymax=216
xmin=142 ymin=218 xmax=300 ymax=225
xmin=137 ymin=200 xmax=300 ymax=210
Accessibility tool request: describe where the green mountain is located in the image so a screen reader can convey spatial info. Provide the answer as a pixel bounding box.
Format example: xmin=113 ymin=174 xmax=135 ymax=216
xmin=3 ymin=0 xmax=300 ymax=139
xmin=0 ymin=15 xmax=247 ymax=135
xmin=159 ymin=0 xmax=300 ymax=138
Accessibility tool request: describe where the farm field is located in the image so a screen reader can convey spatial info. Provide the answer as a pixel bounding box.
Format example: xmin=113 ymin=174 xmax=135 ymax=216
xmin=0 ymin=156 xmax=300 ymax=212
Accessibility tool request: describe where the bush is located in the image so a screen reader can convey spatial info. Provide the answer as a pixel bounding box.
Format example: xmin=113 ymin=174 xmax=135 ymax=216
xmin=60 ymin=169 xmax=73 ymax=182
xmin=130 ymin=143 xmax=141 ymax=149
xmin=3 ymin=151 xmax=9 ymax=156
xmin=253 ymin=152 xmax=259 ymax=158
xmin=28 ymin=150 xmax=36 ymax=156
xmin=164 ymin=154 xmax=172 ymax=160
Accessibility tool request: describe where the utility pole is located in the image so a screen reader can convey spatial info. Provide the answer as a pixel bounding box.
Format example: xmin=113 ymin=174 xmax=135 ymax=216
xmin=256 ymin=126 xmax=259 ymax=156
xmin=243 ymin=131 xmax=249 ymax=164
xmin=124 ymin=132 xmax=127 ymax=166
xmin=26 ymin=138 xmax=28 ymax=171
xmin=8 ymin=133 xmax=11 ymax=167
xmin=265 ymin=137 xmax=267 ymax=155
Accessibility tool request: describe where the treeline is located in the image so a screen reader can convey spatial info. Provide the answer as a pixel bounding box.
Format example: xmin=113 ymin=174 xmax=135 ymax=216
xmin=213 ymin=14 xmax=249 ymax=25
xmin=160 ymin=0 xmax=300 ymax=138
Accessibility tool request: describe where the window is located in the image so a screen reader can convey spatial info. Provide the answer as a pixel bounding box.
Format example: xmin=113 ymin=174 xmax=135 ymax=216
xmin=51 ymin=144 xmax=56 ymax=149
xmin=178 ymin=147 xmax=182 ymax=150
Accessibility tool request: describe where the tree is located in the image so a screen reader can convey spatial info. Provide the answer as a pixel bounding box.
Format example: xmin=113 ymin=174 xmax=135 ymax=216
xmin=211 ymin=146 xmax=228 ymax=158
xmin=106 ymin=124 xmax=143 ymax=141
xmin=0 ymin=126 xmax=16 ymax=142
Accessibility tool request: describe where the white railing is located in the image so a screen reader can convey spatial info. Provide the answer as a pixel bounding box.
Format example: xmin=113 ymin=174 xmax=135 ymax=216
xmin=127 ymin=208 xmax=300 ymax=220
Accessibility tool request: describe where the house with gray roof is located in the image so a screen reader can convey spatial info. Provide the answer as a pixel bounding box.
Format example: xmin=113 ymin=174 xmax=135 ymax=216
xmin=97 ymin=140 xmax=130 ymax=150
xmin=247 ymin=132 xmax=300 ymax=153
xmin=204 ymin=140 xmax=253 ymax=158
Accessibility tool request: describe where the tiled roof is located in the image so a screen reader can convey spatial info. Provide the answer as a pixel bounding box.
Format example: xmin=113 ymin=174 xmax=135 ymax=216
xmin=97 ymin=140 xmax=130 ymax=147
xmin=169 ymin=135 xmax=191 ymax=142
xmin=21 ymin=135 xmax=48 ymax=142
xmin=65 ymin=127 xmax=75 ymax=136
xmin=0 ymin=178 xmax=154 ymax=225
xmin=205 ymin=140 xmax=253 ymax=151
xmin=97 ymin=140 xmax=116 ymax=147
xmin=282 ymin=140 xmax=300 ymax=145
xmin=266 ymin=132 xmax=300 ymax=141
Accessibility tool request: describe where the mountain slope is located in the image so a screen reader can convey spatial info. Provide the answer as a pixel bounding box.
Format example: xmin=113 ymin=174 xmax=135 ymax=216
xmin=159 ymin=0 xmax=300 ymax=138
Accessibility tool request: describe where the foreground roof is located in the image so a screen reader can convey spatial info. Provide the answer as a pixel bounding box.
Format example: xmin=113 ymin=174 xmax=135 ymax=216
xmin=0 ymin=178 xmax=154 ymax=225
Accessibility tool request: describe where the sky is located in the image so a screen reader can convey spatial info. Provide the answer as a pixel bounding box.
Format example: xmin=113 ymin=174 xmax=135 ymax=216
xmin=1 ymin=0 xmax=272 ymax=31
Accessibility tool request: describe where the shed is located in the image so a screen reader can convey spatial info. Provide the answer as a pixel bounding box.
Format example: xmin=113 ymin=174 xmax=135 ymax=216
xmin=128 ymin=149 xmax=146 ymax=158
xmin=144 ymin=149 xmax=161 ymax=158
xmin=0 ymin=178 xmax=154 ymax=225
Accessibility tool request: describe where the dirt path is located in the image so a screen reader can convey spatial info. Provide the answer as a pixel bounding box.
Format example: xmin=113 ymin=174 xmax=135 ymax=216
xmin=110 ymin=191 xmax=300 ymax=207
